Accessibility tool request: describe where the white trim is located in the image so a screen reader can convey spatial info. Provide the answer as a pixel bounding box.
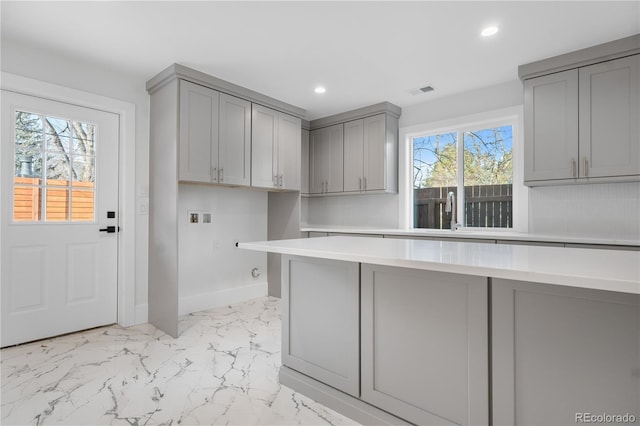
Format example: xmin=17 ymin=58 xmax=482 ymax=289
xmin=1 ymin=72 xmax=137 ymax=327
xmin=399 ymin=106 xmax=528 ymax=232
xmin=178 ymin=282 xmax=268 ymax=316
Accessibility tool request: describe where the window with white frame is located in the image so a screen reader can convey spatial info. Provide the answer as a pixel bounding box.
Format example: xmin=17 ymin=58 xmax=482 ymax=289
xmin=412 ymin=120 xmax=515 ymax=229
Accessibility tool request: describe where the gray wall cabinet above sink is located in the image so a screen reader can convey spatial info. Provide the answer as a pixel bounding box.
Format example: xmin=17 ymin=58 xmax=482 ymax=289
xmin=521 ymin=35 xmax=640 ymax=186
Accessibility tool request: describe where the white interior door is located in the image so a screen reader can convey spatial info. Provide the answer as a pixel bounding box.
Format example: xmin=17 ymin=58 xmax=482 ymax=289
xmin=1 ymin=90 xmax=119 ymax=347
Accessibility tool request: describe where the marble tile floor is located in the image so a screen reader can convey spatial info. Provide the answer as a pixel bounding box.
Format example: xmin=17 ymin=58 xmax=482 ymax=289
xmin=1 ymin=297 xmax=359 ymax=426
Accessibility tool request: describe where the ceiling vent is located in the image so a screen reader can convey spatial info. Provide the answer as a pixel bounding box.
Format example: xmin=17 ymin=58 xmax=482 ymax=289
xmin=411 ymin=85 xmax=435 ymax=96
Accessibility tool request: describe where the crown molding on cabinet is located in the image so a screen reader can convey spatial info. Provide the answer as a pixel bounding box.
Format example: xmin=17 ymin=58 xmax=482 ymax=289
xmin=518 ymin=34 xmax=640 ymax=80
xmin=309 ymin=102 xmax=401 ymax=131
xmin=146 ymin=63 xmax=306 ymax=118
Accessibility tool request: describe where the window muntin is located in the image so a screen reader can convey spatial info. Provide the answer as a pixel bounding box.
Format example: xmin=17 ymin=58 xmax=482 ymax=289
xmin=412 ymin=124 xmax=513 ymax=229
xmin=13 ymin=111 xmax=96 ymax=223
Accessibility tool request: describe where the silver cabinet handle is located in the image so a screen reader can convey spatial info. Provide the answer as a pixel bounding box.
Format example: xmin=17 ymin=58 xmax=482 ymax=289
xmin=571 ymin=159 xmax=576 ymax=178
xmin=364 ymin=177 xmax=367 ymax=190
xmin=279 ymin=174 xmax=283 ymax=187
xmin=359 ymin=177 xmax=362 ymax=190
xmin=212 ymin=167 xmax=218 ymax=182
xmin=219 ymin=168 xmax=224 ymax=182
xmin=273 ymin=175 xmax=278 ymax=186
xmin=583 ymin=157 xmax=588 ymax=177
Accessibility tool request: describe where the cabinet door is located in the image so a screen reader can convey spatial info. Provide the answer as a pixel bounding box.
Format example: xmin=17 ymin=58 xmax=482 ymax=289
xmin=524 ymin=69 xmax=579 ymax=182
xmin=343 ymin=119 xmax=364 ymax=192
xmin=281 ymin=255 xmax=359 ymax=397
xmin=278 ymin=113 xmax=302 ymax=190
xmin=363 ymin=114 xmax=386 ymax=191
xmin=579 ymin=55 xmax=640 ymax=178
xmin=218 ymin=93 xmax=251 ymax=186
xmin=361 ymin=264 xmax=488 ymax=426
xmin=251 ymin=104 xmax=277 ymax=189
xmin=326 ymin=123 xmax=344 ymax=193
xmin=492 ymin=279 xmax=640 ymax=425
xmin=309 ymin=124 xmax=344 ymax=194
xmin=301 ymin=129 xmax=310 ymax=194
xmin=309 ymin=128 xmax=326 ymax=194
xmin=178 ymin=80 xmax=219 ymax=182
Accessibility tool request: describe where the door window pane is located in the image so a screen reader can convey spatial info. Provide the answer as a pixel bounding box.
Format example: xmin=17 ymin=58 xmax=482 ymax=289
xmin=13 ymin=110 xmax=96 ymax=223
xmin=413 ymin=132 xmax=457 ymax=229
xmin=463 ymin=126 xmax=513 ymax=228
xmin=45 ymin=187 xmax=69 ymax=222
xmin=71 ymin=189 xmax=95 ymax=222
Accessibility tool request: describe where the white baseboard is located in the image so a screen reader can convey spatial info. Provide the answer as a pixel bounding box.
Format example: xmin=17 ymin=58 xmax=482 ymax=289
xmin=134 ymin=303 xmax=149 ymax=326
xmin=179 ymin=281 xmax=268 ymax=315
xmin=131 ymin=282 xmax=268 ymax=325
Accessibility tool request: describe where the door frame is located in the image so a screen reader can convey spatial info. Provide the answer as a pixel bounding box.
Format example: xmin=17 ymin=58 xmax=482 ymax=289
xmin=1 ymin=72 xmax=136 ymax=327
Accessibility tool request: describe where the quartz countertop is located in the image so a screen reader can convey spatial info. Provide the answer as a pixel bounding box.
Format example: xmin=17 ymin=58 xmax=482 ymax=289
xmin=239 ymin=236 xmax=640 ymax=295
xmin=301 ymin=226 xmax=640 ymax=247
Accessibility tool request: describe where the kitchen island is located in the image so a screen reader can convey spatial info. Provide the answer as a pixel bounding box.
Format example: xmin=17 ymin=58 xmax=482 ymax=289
xmin=239 ymin=236 xmax=640 ymax=425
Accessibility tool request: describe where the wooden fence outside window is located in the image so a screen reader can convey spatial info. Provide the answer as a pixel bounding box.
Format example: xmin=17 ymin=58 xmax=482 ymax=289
xmin=13 ymin=177 xmax=95 ymax=222
xmin=414 ymin=184 xmax=512 ymax=229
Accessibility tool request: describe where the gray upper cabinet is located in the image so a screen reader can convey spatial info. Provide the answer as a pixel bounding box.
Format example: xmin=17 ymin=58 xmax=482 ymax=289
xmin=278 ymin=112 xmax=302 ymax=190
xmin=218 ymin=93 xmax=251 ymax=186
xmin=522 ymin=37 xmax=640 ymax=186
xmin=344 ymin=114 xmax=394 ymax=192
xmin=178 ymin=80 xmax=251 ymax=186
xmin=250 ymin=104 xmax=277 ymax=188
xmin=179 ymin=80 xmax=220 ymax=183
xmin=343 ymin=119 xmax=364 ymax=192
xmin=361 ymin=264 xmax=489 ymax=426
xmin=301 ymin=128 xmax=310 ymax=194
xmin=579 ymin=55 xmax=640 ymax=179
xmin=524 ymin=70 xmax=579 ymax=183
xmin=251 ymin=104 xmax=302 ymax=190
xmin=309 ymin=124 xmax=344 ymax=194
xmin=308 ymin=102 xmax=400 ymax=196
xmin=362 ymin=114 xmax=389 ymax=191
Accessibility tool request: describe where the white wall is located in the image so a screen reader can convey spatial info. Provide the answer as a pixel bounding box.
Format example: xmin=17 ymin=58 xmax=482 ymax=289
xmin=303 ymin=194 xmax=399 ymax=228
xmin=178 ymin=185 xmax=268 ymax=314
xmin=1 ymin=38 xmax=151 ymax=322
xmin=399 ymin=80 xmax=523 ymax=128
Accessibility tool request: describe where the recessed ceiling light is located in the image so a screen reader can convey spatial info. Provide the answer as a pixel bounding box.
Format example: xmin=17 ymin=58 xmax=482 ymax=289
xmin=314 ymin=86 xmax=326 ymax=94
xmin=481 ymin=26 xmax=499 ymax=37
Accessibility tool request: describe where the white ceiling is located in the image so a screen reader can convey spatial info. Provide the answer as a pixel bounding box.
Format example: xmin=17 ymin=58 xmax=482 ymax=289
xmin=2 ymin=1 xmax=639 ymax=120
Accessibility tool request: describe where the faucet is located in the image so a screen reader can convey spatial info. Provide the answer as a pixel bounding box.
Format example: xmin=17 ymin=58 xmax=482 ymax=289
xmin=445 ymin=191 xmax=460 ymax=231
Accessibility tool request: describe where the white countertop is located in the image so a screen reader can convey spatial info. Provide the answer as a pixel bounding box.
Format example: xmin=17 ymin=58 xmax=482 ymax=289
xmin=301 ymin=226 xmax=640 ymax=247
xmin=239 ymin=236 xmax=640 ymax=295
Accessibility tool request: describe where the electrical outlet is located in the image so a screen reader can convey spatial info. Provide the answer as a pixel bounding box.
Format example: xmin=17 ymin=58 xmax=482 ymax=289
xmin=202 ymin=213 xmax=212 ymax=223
xmin=189 ymin=212 xmax=199 ymax=223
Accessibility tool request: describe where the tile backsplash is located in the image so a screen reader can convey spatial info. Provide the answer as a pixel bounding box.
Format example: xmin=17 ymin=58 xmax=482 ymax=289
xmin=529 ymin=182 xmax=640 ymax=240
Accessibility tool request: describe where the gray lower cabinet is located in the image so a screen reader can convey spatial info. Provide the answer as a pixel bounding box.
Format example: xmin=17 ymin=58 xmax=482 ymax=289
xmin=361 ymin=264 xmax=489 ymax=425
xmin=281 ymin=255 xmax=359 ymax=397
xmin=492 ymin=279 xmax=640 ymax=426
